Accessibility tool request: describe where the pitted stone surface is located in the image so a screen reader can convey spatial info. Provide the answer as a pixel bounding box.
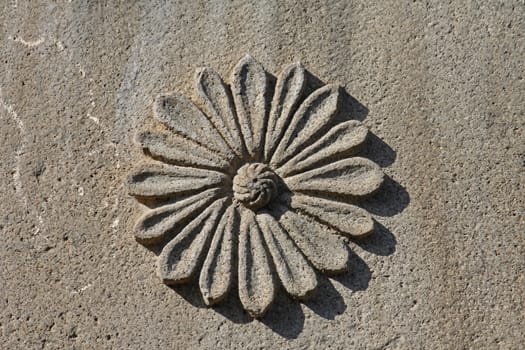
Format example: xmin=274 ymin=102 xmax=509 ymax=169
xmin=0 ymin=1 xmax=523 ymax=349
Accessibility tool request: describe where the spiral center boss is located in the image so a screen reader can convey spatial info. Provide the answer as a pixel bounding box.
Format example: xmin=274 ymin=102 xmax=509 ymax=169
xmin=232 ymin=163 xmax=278 ymax=210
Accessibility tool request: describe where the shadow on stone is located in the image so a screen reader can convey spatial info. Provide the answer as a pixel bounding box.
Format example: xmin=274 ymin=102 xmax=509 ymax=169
xmin=303 ymin=276 xmax=347 ymax=320
xmin=167 ymin=283 xmax=207 ymax=307
xmin=259 ymin=291 xmax=306 ymax=339
xmin=211 ymin=287 xmax=252 ymax=325
xmin=303 ymin=70 xmax=326 ymax=95
xmin=351 ymin=221 xmax=397 ymax=256
xmin=360 ymin=176 xmax=410 ymax=217
xmin=358 ymin=133 xmax=397 ymax=167
xmin=332 ymin=250 xmax=373 ymax=291
xmin=305 ymin=70 xmax=369 ymax=123
xmin=339 ymin=89 xmax=369 ymax=123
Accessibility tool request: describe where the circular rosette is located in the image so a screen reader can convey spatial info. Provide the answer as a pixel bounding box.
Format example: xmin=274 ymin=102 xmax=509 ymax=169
xmin=233 ymin=163 xmax=278 ymax=210
xmin=128 ymin=54 xmax=385 ymax=318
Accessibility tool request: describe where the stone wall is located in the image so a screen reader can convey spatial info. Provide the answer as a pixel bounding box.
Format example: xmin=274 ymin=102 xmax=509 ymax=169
xmin=1 ymin=1 xmax=523 ymax=349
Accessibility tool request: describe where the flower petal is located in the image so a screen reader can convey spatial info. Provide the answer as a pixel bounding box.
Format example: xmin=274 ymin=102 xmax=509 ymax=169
xmin=270 ymin=85 xmax=340 ymax=168
xmin=256 ymin=212 xmax=318 ymax=300
xmin=158 ymin=198 xmax=227 ymax=284
xmin=285 ymin=157 xmax=384 ymax=198
xmin=263 ymin=62 xmax=305 ymax=162
xmin=199 ymin=204 xmax=239 ymax=305
xmin=154 ymin=92 xmax=233 ymax=158
xmin=134 ymin=188 xmax=222 ymax=244
xmin=277 ymin=120 xmax=368 ymax=177
xmin=230 ymin=55 xmax=269 ymax=159
xmin=196 ymin=68 xmax=246 ymax=158
xmin=289 ymin=193 xmax=374 ymax=238
xmin=277 ymin=205 xmax=349 ymax=274
xmin=128 ymin=162 xmax=226 ymax=199
xmin=136 ymin=131 xmax=230 ymax=171
xmin=238 ymin=209 xmax=274 ymax=318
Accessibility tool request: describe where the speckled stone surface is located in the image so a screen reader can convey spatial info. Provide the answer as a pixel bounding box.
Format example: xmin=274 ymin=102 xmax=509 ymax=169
xmin=1 ymin=1 xmax=523 ymax=349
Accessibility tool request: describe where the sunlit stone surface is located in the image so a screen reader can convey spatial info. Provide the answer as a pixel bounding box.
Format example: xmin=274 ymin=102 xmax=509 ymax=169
xmin=0 ymin=1 xmax=523 ymax=348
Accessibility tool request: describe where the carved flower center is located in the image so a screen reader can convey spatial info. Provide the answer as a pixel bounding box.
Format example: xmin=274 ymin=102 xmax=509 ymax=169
xmin=233 ymin=163 xmax=278 ymax=210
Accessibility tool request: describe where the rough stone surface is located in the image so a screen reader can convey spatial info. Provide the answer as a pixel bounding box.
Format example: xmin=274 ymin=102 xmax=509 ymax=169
xmin=0 ymin=1 xmax=523 ymax=349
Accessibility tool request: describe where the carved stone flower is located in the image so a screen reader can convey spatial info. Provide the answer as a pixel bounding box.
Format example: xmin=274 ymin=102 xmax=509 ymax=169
xmin=128 ymin=55 xmax=384 ymax=317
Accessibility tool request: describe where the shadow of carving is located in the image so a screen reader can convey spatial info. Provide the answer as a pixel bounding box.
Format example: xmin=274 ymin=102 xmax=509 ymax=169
xmin=135 ymin=67 xmax=410 ymax=339
xmin=258 ymin=290 xmax=306 ymax=338
xmin=351 ymin=220 xmax=397 ymax=256
xmin=360 ymin=176 xmax=410 ymax=217
xmin=358 ymin=133 xmax=396 ymax=167
xmin=305 ymin=70 xmax=369 ymax=124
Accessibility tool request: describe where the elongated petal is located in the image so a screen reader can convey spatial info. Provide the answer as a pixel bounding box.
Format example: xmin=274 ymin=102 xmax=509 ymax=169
xmin=238 ymin=209 xmax=274 ymax=317
xmin=128 ymin=163 xmax=226 ymax=199
xmin=196 ymin=68 xmax=246 ymax=157
xmin=285 ymin=157 xmax=384 ymax=198
xmin=158 ymin=198 xmax=227 ymax=284
xmin=136 ymin=131 xmax=230 ymax=170
xmin=230 ymin=55 xmax=269 ymax=159
xmin=134 ymin=188 xmax=222 ymax=244
xmin=256 ymin=212 xmax=318 ymax=300
xmin=270 ymin=85 xmax=340 ymax=168
xmin=199 ymin=204 xmax=239 ymax=305
xmin=277 ymin=205 xmax=349 ymax=274
xmin=154 ymin=92 xmax=233 ymax=158
xmin=263 ymin=63 xmax=305 ymax=162
xmin=289 ymin=193 xmax=374 ymax=238
xmin=277 ymin=120 xmax=368 ymax=177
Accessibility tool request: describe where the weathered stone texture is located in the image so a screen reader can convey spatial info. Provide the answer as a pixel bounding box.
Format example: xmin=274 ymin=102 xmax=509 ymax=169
xmin=1 ymin=1 xmax=523 ymax=349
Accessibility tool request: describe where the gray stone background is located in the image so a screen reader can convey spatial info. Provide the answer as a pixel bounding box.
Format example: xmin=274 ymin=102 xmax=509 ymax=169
xmin=1 ymin=1 xmax=523 ymax=349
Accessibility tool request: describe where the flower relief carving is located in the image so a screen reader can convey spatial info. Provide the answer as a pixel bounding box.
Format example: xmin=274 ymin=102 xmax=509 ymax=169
xmin=128 ymin=55 xmax=384 ymax=318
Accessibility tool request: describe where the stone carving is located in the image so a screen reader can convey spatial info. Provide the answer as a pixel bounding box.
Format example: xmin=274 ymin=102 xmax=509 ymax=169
xmin=128 ymin=55 xmax=384 ymax=318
